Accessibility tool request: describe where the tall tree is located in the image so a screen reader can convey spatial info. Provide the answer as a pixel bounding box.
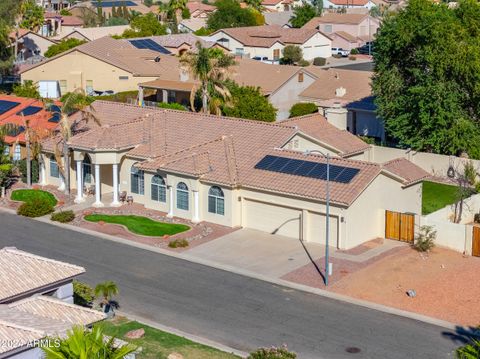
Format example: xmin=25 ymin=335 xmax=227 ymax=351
xmin=19 ymin=0 xmax=44 ymax=32
xmin=372 ymin=0 xmax=480 ymax=158
xmin=120 ymin=12 xmax=167 ymax=38
xmin=180 ymin=44 xmax=236 ymax=114
xmin=95 ymin=280 xmax=119 ymax=314
xmin=290 ymin=1 xmax=318 ymax=28
xmin=166 ymin=0 xmax=188 ymax=27
xmin=207 ymin=0 xmax=259 ymax=31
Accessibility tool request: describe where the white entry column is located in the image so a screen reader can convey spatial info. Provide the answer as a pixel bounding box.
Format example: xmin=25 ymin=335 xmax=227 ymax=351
xmin=57 ymin=174 xmax=65 ymax=191
xmin=39 ymin=159 xmax=46 ymax=185
xmin=167 ymin=185 xmax=174 ymax=217
xmin=93 ymin=164 xmax=103 ymax=207
xmin=110 ymin=163 xmax=120 ymax=207
xmin=192 ymin=190 xmax=200 ymax=223
xmin=74 ymin=160 xmax=84 ymax=203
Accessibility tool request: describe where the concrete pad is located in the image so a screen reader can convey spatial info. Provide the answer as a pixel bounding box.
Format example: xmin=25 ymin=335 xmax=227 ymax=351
xmin=185 ymin=228 xmax=325 ymax=277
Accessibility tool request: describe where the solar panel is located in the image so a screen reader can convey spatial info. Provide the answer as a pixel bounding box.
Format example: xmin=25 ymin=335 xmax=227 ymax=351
xmin=0 ymin=100 xmax=20 ymax=115
xmin=128 ymin=39 xmax=171 ymax=54
xmin=47 ymin=104 xmax=61 ymax=123
xmin=92 ymin=1 xmax=137 ymax=7
xmin=16 ymin=106 xmax=42 ymax=116
xmin=254 ymin=155 xmax=360 ymax=184
xmin=48 ymin=113 xmax=61 ymax=123
xmin=8 ymin=126 xmax=25 ymax=137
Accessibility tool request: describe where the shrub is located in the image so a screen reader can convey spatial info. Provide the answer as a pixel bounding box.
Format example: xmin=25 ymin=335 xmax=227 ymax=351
xmin=298 ymin=59 xmax=310 ymax=67
xmin=350 ymin=48 xmax=359 ymax=55
xmin=168 ymin=238 xmax=189 ymax=248
xmin=313 ymin=57 xmax=326 ymax=66
xmin=414 ymin=225 xmax=436 ymax=252
xmin=349 ymin=55 xmax=357 ymax=61
xmin=332 ymin=53 xmax=342 ymax=59
xmin=51 ymin=210 xmax=75 ymax=223
xmin=157 ymin=102 xmax=187 ymax=111
xmin=17 ymin=198 xmax=54 ymax=217
xmin=457 ymin=339 xmax=480 ymax=359
xmin=289 ymin=102 xmax=318 ymax=118
xmin=95 ymin=90 xmax=138 ymax=103
xmin=73 ymin=280 xmax=95 ymax=307
xmin=248 ymin=346 xmax=297 ymax=359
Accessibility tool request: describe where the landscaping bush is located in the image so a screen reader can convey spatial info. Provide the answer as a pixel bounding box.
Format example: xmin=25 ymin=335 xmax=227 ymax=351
xmin=73 ymin=280 xmax=95 ymax=307
xmin=414 ymin=225 xmax=436 ymax=252
xmin=313 ymin=57 xmax=326 ymax=66
xmin=157 ymin=102 xmax=187 ymax=111
xmin=168 ymin=238 xmax=189 ymax=248
xmin=456 ymin=338 xmax=480 ymax=359
xmin=95 ymin=90 xmax=138 ymax=103
xmin=51 ymin=210 xmax=75 ymax=223
xmin=289 ymin=102 xmax=318 ymax=118
xmin=298 ymin=59 xmax=310 ymax=67
xmin=248 ymin=346 xmax=297 ymax=359
xmin=17 ymin=197 xmax=54 ymax=217
xmin=350 ymin=48 xmax=359 ymax=55
xmin=349 ymin=55 xmax=357 ymax=61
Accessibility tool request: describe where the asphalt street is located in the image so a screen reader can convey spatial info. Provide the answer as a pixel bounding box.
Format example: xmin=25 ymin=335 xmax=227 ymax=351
xmin=0 ymin=212 xmax=462 ymax=358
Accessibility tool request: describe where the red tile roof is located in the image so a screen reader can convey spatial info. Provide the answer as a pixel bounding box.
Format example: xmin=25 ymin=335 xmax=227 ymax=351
xmin=382 ymin=158 xmax=431 ymax=186
xmin=0 ymin=95 xmax=60 ymax=145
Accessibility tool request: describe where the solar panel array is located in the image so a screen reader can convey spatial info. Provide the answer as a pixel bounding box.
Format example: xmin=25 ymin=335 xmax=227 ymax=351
xmin=47 ymin=105 xmax=61 ymax=123
xmin=8 ymin=126 xmax=25 ymax=137
xmin=0 ymin=100 xmax=20 ymax=115
xmin=129 ymin=39 xmax=171 ymax=54
xmin=92 ymin=1 xmax=137 ymax=7
xmin=254 ymin=155 xmax=360 ymax=184
xmin=16 ymin=106 xmax=42 ymax=116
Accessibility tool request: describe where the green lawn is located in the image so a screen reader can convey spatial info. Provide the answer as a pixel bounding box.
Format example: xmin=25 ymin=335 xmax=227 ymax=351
xmin=11 ymin=189 xmax=57 ymax=207
xmin=99 ymin=317 xmax=240 ymax=359
xmin=422 ymin=181 xmax=460 ymax=215
xmin=84 ymin=214 xmax=190 ymax=237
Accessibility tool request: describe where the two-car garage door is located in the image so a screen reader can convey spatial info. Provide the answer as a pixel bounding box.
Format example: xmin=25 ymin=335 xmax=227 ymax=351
xmin=243 ymin=199 xmax=338 ymax=245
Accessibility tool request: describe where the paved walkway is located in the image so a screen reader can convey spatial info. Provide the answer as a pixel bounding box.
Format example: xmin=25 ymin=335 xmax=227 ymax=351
xmin=185 ymin=228 xmax=406 ymax=278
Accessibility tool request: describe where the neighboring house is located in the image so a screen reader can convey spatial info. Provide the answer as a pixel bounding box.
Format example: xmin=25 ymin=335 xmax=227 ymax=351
xmin=137 ymin=34 xmax=220 ymax=55
xmin=179 ymin=18 xmax=208 ymax=33
xmin=20 ymin=36 xmax=176 ymax=97
xmin=208 ymin=25 xmax=332 ymax=61
xmin=0 ymin=247 xmax=111 ymax=359
xmin=322 ymin=0 xmax=377 ymax=9
xmin=39 ymin=101 xmax=426 ymax=251
xmin=261 ymin=0 xmax=302 ymax=12
xmin=57 ymin=25 xmax=131 ymax=42
xmin=70 ymin=0 xmax=152 ymax=18
xmin=0 ymin=95 xmax=61 ymax=161
xmin=36 ymin=0 xmax=71 ymax=11
xmin=138 ymin=57 xmax=320 ymax=120
xmin=8 ymin=29 xmax=55 ymax=63
xmin=41 ymin=12 xmax=85 ymax=38
xmin=186 ymin=1 xmax=216 ymax=18
xmin=298 ymin=68 xmax=383 ymax=140
xmin=303 ymin=13 xmax=380 ymax=47
xmin=263 ymin=11 xmax=294 ymax=28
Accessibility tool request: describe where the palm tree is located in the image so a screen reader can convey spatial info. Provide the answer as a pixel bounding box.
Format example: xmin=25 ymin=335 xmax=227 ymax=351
xmin=180 ymin=43 xmax=236 ymax=115
xmin=50 ymin=89 xmax=99 ymax=195
xmin=42 ymin=325 xmax=136 ymax=359
xmin=95 ymin=281 xmax=120 ymax=314
xmin=166 ymin=0 xmax=188 ymax=27
xmin=245 ymin=0 xmax=264 ymax=12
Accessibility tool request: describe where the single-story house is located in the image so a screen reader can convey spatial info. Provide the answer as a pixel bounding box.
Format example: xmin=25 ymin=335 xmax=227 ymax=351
xmin=58 ymin=25 xmax=131 ymax=42
xmin=0 ymin=95 xmax=61 ymax=161
xmin=41 ymin=12 xmax=85 ymax=38
xmin=303 ymin=13 xmax=380 ymax=48
xmin=298 ymin=67 xmax=384 ymax=140
xmin=39 ymin=101 xmax=426 ymax=251
xmin=186 ymin=1 xmax=216 ymax=18
xmin=322 ymin=0 xmax=377 ymax=10
xmin=208 ymin=25 xmax=332 ymax=61
xmin=8 ymin=29 xmax=55 ymax=64
xmin=261 ymin=0 xmax=302 ymax=12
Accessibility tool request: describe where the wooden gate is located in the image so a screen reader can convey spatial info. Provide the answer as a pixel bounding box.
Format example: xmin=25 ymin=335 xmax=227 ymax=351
xmin=473 ymin=227 xmax=480 ymax=257
xmin=385 ymin=211 xmax=415 ymax=243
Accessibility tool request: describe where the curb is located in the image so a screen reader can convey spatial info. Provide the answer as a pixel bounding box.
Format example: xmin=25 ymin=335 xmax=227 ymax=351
xmin=116 ymin=311 xmax=249 ymax=358
xmin=0 ymin=207 xmax=458 ymax=331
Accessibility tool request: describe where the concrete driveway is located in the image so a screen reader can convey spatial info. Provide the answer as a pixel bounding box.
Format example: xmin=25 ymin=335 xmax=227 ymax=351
xmin=185 ymin=228 xmax=324 ymax=277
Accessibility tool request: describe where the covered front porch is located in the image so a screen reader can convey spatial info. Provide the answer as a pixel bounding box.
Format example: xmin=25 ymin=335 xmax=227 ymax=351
xmin=138 ymin=79 xmax=194 ymax=108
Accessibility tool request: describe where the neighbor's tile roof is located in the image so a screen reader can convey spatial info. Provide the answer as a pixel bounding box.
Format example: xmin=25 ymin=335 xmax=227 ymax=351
xmin=382 ymin=158 xmax=431 ymax=186
xmin=329 ymin=0 xmax=370 ymax=5
xmin=45 ymin=12 xmax=84 ymax=26
xmin=180 ymin=18 xmax=208 ymax=32
xmin=333 ymin=30 xmax=358 ymax=42
xmin=264 ymin=11 xmax=294 ymax=27
xmin=0 ymin=247 xmax=85 ymax=303
xmin=299 ymin=68 xmax=373 ymax=103
xmin=280 ymin=114 xmax=370 ymax=156
xmin=133 ymin=34 xmax=216 ymax=49
xmin=303 ymin=13 xmax=369 ymax=29
xmin=186 ymin=1 xmax=216 ymax=13
xmin=60 ymin=25 xmax=131 ymax=41
xmin=214 ymin=25 xmax=324 ymax=47
xmin=0 ymin=321 xmax=44 ymax=355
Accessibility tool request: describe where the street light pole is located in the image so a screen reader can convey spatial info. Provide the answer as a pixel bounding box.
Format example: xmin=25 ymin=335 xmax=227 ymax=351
xmin=304 ymin=150 xmax=331 ymax=286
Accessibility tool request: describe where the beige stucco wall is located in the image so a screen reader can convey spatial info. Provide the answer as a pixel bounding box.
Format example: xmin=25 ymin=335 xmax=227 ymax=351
xmin=297 ymin=32 xmax=332 ymax=60
xmin=345 ymin=173 xmax=422 ymax=249
xmin=21 ymin=50 xmax=158 ymax=96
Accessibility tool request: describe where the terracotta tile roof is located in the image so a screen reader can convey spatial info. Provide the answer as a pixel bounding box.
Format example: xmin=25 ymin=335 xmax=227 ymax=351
xmin=0 ymin=320 xmax=44 ymax=355
xmin=213 ymin=25 xmax=324 ymax=47
xmin=135 ymin=34 xmax=216 ymax=49
xmin=180 ymin=18 xmax=208 ymax=32
xmin=333 ymin=30 xmax=358 ymax=42
xmin=186 ymin=1 xmax=216 ymax=12
xmin=0 ymin=95 xmax=61 ymax=145
xmin=382 ymin=158 xmax=431 ymax=186
xmin=303 ymin=14 xmax=369 ymax=29
xmin=262 ymin=0 xmax=285 ymax=5
xmin=45 ymin=12 xmax=84 ymax=26
xmin=60 ymin=25 xmax=131 ymax=41
xmin=264 ymin=11 xmax=294 ymax=26
xmin=329 ymin=0 xmax=370 ymax=5
xmin=299 ymin=68 xmax=373 ymax=103
xmin=0 ymin=247 xmax=85 ymax=303
xmin=67 ymin=102 xmax=386 ymax=205
xmin=280 ymin=114 xmax=370 ymax=156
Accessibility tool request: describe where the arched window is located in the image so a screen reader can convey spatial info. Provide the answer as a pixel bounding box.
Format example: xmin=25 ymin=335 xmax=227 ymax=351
xmin=83 ymin=155 xmax=92 ymax=183
xmin=50 ymin=156 xmax=59 ymax=178
xmin=208 ymin=186 xmax=225 ymax=215
xmin=12 ymin=144 xmax=21 ymax=161
xmin=176 ymin=182 xmax=189 ymax=210
xmin=131 ymin=166 xmax=144 ymax=195
xmin=151 ymin=175 xmax=166 ymax=202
